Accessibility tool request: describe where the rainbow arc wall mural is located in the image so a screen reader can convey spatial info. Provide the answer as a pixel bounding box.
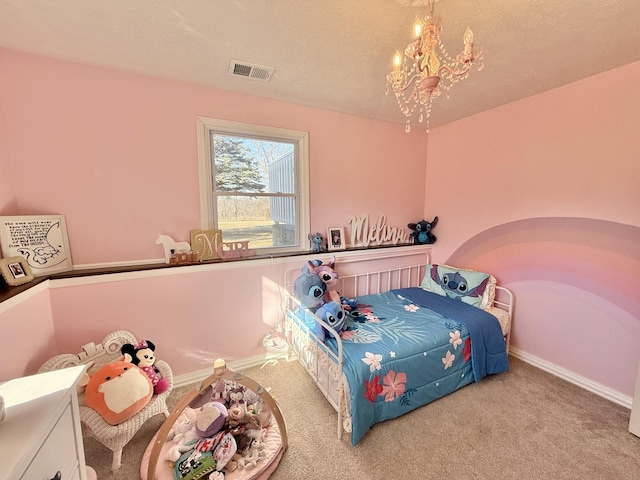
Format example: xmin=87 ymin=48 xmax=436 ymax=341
xmin=447 ymin=217 xmax=640 ymax=396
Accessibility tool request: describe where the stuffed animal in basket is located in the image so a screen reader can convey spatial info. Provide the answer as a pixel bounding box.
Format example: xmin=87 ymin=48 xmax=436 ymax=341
xmin=195 ymin=401 xmax=228 ymax=438
xmin=121 ymin=339 xmax=169 ymax=394
xmin=408 ymin=217 xmax=438 ymax=244
xmin=165 ymin=414 xmax=200 ymax=463
xmin=85 ymin=361 xmax=153 ymax=425
xmin=239 ymin=439 xmax=266 ymax=470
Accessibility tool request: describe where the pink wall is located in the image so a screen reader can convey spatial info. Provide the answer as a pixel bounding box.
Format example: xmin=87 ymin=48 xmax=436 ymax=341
xmin=0 ymin=48 xmax=427 ymax=266
xmin=0 ymin=48 xmax=428 ymax=381
xmin=0 ymin=53 xmax=16 ymax=214
xmin=426 ymin=61 xmax=640 ymax=396
xmin=45 ymin=248 xmax=430 ymax=377
xmin=0 ymin=285 xmax=57 ymax=378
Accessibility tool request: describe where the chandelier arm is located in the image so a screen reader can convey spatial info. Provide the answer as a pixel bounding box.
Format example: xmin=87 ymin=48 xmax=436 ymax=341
xmin=394 ymin=72 xmax=422 ymax=93
xmin=437 ymin=62 xmax=472 ymax=79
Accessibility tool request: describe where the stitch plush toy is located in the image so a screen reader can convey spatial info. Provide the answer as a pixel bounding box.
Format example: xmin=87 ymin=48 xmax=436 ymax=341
xmin=314 ymin=259 xmax=341 ymax=304
xmin=408 ymin=216 xmax=438 ymax=244
xmin=308 ymin=232 xmax=324 ymax=253
xmin=121 ymin=340 xmax=170 ymax=394
xmin=314 ymin=300 xmax=346 ymax=341
xmin=293 ymin=261 xmax=327 ymax=311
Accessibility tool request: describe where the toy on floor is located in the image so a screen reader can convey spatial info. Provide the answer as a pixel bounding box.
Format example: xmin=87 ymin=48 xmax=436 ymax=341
xmin=164 ymin=416 xmax=200 ymax=463
xmin=195 ymin=401 xmax=227 ymax=437
xmin=141 ymin=359 xmax=287 ymax=480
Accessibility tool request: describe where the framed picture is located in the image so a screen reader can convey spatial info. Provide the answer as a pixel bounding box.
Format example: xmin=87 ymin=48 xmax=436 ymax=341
xmin=327 ymin=226 xmax=346 ymax=251
xmin=0 ymin=215 xmax=73 ymax=276
xmin=0 ymin=256 xmax=35 ymax=286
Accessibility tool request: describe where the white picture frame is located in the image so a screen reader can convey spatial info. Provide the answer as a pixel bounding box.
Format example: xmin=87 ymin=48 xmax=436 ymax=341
xmin=0 ymin=215 xmax=73 ymax=276
xmin=327 ymin=226 xmax=346 ymax=251
xmin=0 ymin=256 xmax=34 ymax=286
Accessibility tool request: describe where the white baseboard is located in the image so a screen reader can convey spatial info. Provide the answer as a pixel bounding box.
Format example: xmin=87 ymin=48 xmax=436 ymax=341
xmin=510 ymin=347 xmax=632 ymax=409
xmin=172 ymin=351 xmax=291 ymax=388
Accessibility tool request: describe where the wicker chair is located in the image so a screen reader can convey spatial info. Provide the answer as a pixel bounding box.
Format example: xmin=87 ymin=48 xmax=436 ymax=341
xmin=38 ymin=330 xmax=173 ymax=471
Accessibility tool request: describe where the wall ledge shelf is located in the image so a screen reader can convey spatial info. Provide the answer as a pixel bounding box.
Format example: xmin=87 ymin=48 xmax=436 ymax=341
xmin=0 ymin=243 xmax=432 ymax=304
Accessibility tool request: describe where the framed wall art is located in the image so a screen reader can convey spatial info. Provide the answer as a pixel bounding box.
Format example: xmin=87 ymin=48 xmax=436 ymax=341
xmin=327 ymin=226 xmax=346 ymax=251
xmin=0 ymin=215 xmax=73 ymax=276
xmin=0 ymin=256 xmax=35 ymax=286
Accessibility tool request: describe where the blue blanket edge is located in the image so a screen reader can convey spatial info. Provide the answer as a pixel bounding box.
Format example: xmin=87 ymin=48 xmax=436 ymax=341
xmin=391 ymin=287 xmax=509 ymax=382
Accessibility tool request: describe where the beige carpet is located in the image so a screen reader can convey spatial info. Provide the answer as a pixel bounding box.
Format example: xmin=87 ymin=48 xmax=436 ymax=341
xmin=84 ymin=356 xmax=640 ymax=480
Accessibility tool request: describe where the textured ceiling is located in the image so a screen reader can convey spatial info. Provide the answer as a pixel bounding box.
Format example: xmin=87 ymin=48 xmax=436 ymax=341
xmin=1 ymin=0 xmax=639 ymax=130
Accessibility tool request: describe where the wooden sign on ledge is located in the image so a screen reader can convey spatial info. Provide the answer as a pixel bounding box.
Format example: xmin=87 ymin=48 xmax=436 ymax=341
xmin=190 ymin=229 xmax=222 ymax=261
xmin=348 ymin=214 xmax=409 ymax=247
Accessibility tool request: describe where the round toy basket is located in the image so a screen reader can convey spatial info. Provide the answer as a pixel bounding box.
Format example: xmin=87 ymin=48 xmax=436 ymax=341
xmin=141 ymin=359 xmax=287 ymax=480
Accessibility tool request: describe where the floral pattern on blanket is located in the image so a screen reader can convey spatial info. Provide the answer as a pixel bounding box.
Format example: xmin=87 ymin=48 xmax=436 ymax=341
xmin=321 ymin=290 xmax=498 ymax=446
xmin=290 ymin=287 xmax=508 ymax=446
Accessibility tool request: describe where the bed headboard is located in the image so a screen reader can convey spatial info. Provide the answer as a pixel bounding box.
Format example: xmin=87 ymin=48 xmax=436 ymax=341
xmin=285 ymin=260 xmax=427 ymax=299
xmin=284 ymin=256 xmax=513 ymax=320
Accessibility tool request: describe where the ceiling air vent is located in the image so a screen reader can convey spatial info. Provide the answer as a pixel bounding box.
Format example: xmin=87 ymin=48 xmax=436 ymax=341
xmin=228 ymin=59 xmax=274 ymax=81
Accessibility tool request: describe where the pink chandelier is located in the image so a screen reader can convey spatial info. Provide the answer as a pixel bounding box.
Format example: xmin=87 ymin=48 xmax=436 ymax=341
xmin=386 ymin=0 xmax=483 ymax=132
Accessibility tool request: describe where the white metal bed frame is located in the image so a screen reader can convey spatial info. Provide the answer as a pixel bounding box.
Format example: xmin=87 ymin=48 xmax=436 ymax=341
xmin=282 ymin=260 xmax=513 ymax=440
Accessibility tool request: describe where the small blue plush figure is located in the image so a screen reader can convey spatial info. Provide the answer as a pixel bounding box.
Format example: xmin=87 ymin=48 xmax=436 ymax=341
xmin=314 ymin=301 xmax=346 ymax=341
xmin=308 ymin=232 xmax=324 ymax=253
xmin=408 ymin=216 xmax=438 ymax=244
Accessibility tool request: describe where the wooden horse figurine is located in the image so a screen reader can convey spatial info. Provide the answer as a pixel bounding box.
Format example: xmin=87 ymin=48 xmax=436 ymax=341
xmin=156 ymin=234 xmax=191 ymax=264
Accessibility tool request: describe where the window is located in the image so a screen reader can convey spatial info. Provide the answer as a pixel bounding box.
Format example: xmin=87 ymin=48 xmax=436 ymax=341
xmin=196 ymin=117 xmax=309 ymax=255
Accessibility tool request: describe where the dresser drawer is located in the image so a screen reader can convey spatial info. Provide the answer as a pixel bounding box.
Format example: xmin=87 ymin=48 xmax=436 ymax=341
xmin=22 ymin=403 xmax=79 ymax=480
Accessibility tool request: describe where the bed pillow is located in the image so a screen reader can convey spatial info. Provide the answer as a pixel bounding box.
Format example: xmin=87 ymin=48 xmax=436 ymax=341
xmin=421 ymin=264 xmax=495 ymax=309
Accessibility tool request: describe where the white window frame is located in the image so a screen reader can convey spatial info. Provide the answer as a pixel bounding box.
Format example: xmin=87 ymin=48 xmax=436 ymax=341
xmin=196 ymin=116 xmax=310 ymax=255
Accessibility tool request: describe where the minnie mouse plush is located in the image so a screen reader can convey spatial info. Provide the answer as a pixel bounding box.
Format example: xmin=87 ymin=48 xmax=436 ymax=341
xmin=121 ymin=339 xmax=169 ymax=394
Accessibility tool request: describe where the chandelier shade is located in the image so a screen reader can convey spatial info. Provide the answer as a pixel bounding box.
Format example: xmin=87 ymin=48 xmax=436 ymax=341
xmin=386 ymin=0 xmax=483 ymax=132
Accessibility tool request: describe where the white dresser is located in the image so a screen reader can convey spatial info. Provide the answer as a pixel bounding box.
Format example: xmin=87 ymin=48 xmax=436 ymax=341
xmin=0 ymin=365 xmax=88 ymax=480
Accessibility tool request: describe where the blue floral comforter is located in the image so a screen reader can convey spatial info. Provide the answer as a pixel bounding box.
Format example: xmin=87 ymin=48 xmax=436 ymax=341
xmin=322 ymin=287 xmax=509 ymax=445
